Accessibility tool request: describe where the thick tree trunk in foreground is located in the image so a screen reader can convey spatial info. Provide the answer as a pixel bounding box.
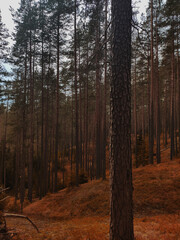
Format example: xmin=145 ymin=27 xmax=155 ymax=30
xmin=110 ymin=0 xmax=134 ymax=239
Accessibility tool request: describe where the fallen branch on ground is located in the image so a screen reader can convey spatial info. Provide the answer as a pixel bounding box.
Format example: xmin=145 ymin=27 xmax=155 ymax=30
xmin=4 ymin=213 xmax=40 ymax=233
xmin=0 ymin=196 xmax=10 ymax=202
xmin=160 ymin=145 xmax=170 ymax=152
xmin=0 ymin=188 xmax=10 ymax=194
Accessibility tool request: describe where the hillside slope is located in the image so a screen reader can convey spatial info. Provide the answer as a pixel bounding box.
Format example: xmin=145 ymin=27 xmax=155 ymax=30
xmin=5 ymin=158 xmax=180 ymax=240
xmin=23 ymin=159 xmax=180 ymax=218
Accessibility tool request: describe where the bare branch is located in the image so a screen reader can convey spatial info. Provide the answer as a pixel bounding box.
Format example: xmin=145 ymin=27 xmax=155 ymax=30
xmin=0 ymin=188 xmax=10 ymax=194
xmin=4 ymin=213 xmax=40 ymax=233
xmin=0 ymin=196 xmax=10 ymax=202
xmin=131 ymin=19 xmax=150 ymax=37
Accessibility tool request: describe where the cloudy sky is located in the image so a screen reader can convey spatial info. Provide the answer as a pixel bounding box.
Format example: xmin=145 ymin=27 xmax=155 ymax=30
xmin=1 ymin=0 xmax=149 ymax=37
xmin=1 ymin=0 xmax=20 ymax=33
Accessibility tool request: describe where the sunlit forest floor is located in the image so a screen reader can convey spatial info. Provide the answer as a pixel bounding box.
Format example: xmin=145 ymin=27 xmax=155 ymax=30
xmin=5 ymin=147 xmax=180 ymax=240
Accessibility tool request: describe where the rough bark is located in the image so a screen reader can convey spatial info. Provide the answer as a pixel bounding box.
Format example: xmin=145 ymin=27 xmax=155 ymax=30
xmin=110 ymin=0 xmax=134 ymax=239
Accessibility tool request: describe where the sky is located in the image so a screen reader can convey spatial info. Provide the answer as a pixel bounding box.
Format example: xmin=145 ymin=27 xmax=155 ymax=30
xmin=0 ymin=0 xmax=149 ymax=30
xmin=1 ymin=0 xmax=20 ymax=33
xmin=0 ymin=0 xmax=149 ymax=42
xmin=0 ymin=0 xmax=149 ymax=73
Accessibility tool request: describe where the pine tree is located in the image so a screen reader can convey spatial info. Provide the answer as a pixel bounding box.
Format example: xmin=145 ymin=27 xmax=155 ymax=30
xmin=0 ymin=10 xmax=9 ymax=83
xmin=110 ymin=0 xmax=134 ymax=239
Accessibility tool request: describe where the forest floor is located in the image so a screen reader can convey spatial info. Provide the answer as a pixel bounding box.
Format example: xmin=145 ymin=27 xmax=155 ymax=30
xmin=5 ymin=149 xmax=180 ymax=240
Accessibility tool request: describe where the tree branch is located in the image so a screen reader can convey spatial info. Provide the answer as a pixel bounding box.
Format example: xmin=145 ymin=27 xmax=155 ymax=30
xmin=0 ymin=196 xmax=10 ymax=202
xmin=4 ymin=213 xmax=40 ymax=233
xmin=0 ymin=188 xmax=10 ymax=194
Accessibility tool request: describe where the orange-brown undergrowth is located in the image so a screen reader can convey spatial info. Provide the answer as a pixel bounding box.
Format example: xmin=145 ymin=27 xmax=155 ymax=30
xmin=6 ymin=151 xmax=180 ymax=239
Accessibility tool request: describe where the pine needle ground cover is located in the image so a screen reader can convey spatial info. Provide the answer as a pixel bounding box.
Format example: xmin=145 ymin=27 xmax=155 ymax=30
xmin=5 ymin=155 xmax=180 ymax=240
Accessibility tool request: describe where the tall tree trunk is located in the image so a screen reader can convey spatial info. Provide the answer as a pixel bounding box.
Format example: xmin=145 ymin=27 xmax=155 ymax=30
xmin=44 ymin=74 xmax=49 ymax=194
xmin=28 ymin=6 xmax=34 ymax=201
xmin=134 ymin=55 xmax=137 ymax=168
xmin=55 ymin=9 xmax=60 ymax=192
xmin=177 ymin=24 xmax=180 ymax=152
xmin=155 ymin=11 xmax=161 ymax=163
xmin=95 ymin=0 xmax=101 ymax=179
xmin=74 ymin=0 xmax=79 ymax=186
xmin=85 ymin=43 xmax=89 ymax=173
xmin=142 ymin=89 xmax=145 ymax=139
xmin=147 ymin=54 xmax=151 ymax=153
xmin=165 ymin=80 xmax=168 ymax=146
xmin=170 ymin=32 xmax=175 ymax=160
xmin=71 ymin=84 xmax=74 ymax=176
xmin=20 ymin=53 xmax=27 ymax=212
xmin=79 ymin=46 xmax=82 ymax=170
xmin=40 ymin=22 xmax=44 ymax=199
xmin=110 ymin=0 xmax=134 ymax=239
xmin=102 ymin=0 xmax=108 ymax=180
xmin=1 ymin=97 xmax=8 ymax=188
xmin=149 ymin=0 xmax=154 ymax=165
xmin=15 ymin=136 xmax=19 ymax=201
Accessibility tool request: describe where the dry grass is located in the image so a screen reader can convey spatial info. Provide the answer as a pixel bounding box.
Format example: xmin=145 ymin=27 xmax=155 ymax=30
xmin=23 ymin=180 xmax=110 ymax=219
xmin=135 ymin=214 xmax=180 ymax=240
xmin=5 ymin=149 xmax=180 ymax=239
xmin=134 ymin=159 xmax=180 ymax=216
xmin=6 ymin=214 xmax=180 ymax=240
xmin=22 ymin=158 xmax=180 ymax=219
